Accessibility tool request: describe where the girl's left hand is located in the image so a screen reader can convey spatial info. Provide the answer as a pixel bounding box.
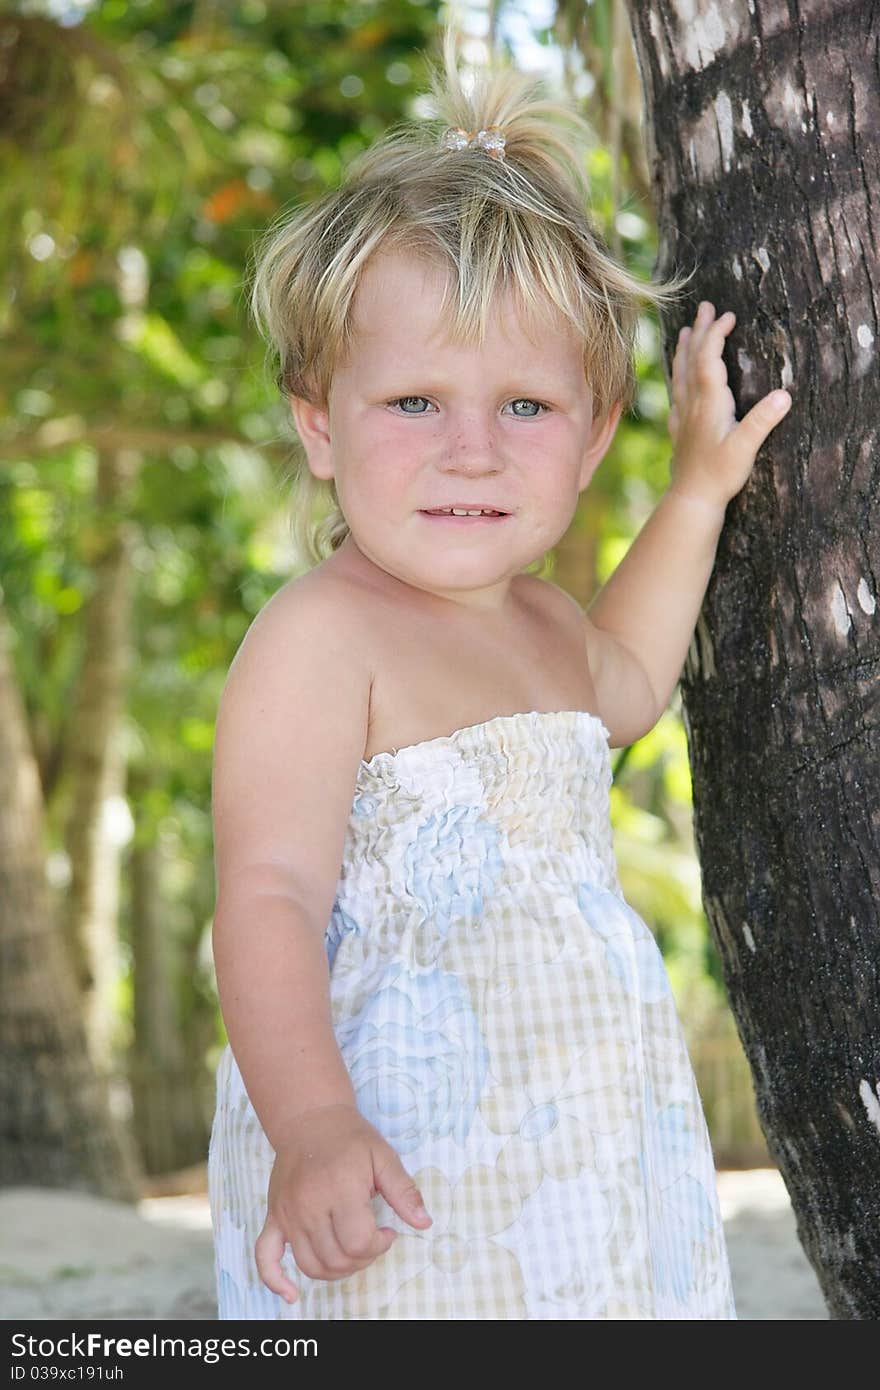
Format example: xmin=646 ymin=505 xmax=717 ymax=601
xmin=667 ymin=300 xmax=792 ymax=514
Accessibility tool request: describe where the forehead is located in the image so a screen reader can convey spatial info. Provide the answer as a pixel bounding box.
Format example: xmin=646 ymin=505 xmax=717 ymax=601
xmin=345 ymin=247 xmax=586 ymax=382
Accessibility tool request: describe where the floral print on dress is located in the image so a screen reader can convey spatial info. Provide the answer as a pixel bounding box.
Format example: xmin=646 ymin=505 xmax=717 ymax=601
xmin=324 ymin=904 xmax=362 ymax=971
xmin=575 ymin=880 xmax=673 ymax=1003
xmin=208 ymin=709 xmax=737 ymax=1319
xmin=640 ymin=1073 xmax=734 ymax=1314
xmin=403 ymin=803 xmax=506 ymax=935
xmin=335 ymin=961 xmax=489 ymax=1154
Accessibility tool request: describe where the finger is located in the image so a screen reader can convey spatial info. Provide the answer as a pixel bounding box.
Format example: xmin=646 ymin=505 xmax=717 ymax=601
xmin=294 ymin=1186 xmax=393 ymax=1280
xmin=254 ymin=1215 xmax=301 ymax=1305
xmin=679 ymin=307 xmax=711 ymax=376
xmin=708 ymin=310 xmax=736 ymax=344
xmin=289 ymin=1206 xmax=357 ymax=1278
xmin=672 ymin=328 xmax=691 ymax=368
xmin=731 ymin=389 xmax=792 ymax=450
xmin=674 ymin=306 xmax=733 ymax=404
xmin=670 ymin=332 xmax=691 ymax=394
xmin=671 ymin=343 xmax=687 ymax=391
xmin=374 ymin=1152 xmax=433 ymax=1231
xmin=697 ymin=308 xmax=734 ymax=356
xmin=690 ymin=299 xmax=711 ymax=324
xmin=687 ymin=299 xmax=715 ymax=352
xmin=303 ymin=1207 xmax=383 ymax=1279
xmin=693 ymin=320 xmax=732 ymax=386
xmin=694 ymin=350 xmax=729 ymax=389
xmin=331 ymin=1196 xmax=397 ymax=1268
xmin=285 ymin=1227 xmax=326 ymax=1283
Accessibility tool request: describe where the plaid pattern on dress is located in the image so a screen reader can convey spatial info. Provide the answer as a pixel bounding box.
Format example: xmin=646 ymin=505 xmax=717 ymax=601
xmin=208 ymin=710 xmax=737 ymax=1320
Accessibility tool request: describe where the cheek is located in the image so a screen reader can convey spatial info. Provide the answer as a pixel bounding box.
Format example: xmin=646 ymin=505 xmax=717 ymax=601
xmin=528 ymin=459 xmax=581 ymax=512
xmin=344 ymin=449 xmax=413 ymax=509
xmin=512 ymin=425 xmax=581 ymax=491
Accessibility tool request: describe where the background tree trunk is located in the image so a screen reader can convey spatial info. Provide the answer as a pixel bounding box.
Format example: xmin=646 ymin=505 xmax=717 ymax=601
xmin=0 ymin=603 xmax=141 ymax=1199
xmin=128 ymin=767 xmax=211 ymax=1174
xmin=62 ymin=239 xmax=148 ymax=1072
xmin=63 ymin=451 xmax=140 ymax=1073
xmin=555 ymin=0 xmax=652 ymax=252
xmin=625 ymin=0 xmax=880 ymax=1318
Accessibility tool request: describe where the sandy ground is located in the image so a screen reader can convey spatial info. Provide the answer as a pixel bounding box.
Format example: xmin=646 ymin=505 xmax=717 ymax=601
xmin=0 ymin=1167 xmax=827 ymax=1320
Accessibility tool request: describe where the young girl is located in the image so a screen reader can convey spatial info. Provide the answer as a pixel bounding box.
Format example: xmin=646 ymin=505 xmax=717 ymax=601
xmin=207 ymin=27 xmax=791 ymax=1320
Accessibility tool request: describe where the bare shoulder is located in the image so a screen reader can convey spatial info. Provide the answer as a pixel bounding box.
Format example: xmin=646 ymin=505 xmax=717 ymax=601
xmin=219 ymin=566 xmax=375 ymax=752
xmin=540 ymin=570 xmax=660 ymax=748
xmin=516 ymin=573 xmax=654 ymax=748
xmin=212 ymin=565 xmax=374 ymax=924
xmin=517 ymin=572 xmax=610 ymax=671
xmin=232 ymin=564 xmax=372 ymax=668
xmin=515 ymin=571 xmax=586 ymax=629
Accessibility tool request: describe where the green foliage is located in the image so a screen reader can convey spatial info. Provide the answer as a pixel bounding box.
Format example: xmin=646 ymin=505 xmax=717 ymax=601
xmin=0 ymin=0 xmax=728 ymax=1076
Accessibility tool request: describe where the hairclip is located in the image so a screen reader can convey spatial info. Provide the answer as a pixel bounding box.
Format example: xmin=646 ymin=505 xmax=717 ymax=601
xmin=439 ymin=125 xmax=506 ymax=159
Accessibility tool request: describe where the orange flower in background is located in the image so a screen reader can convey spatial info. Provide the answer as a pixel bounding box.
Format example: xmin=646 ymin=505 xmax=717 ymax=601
xmin=201 ymin=180 xmax=273 ymax=223
xmin=68 ymin=249 xmax=96 ymax=286
xmin=202 ymin=179 xmax=249 ymax=223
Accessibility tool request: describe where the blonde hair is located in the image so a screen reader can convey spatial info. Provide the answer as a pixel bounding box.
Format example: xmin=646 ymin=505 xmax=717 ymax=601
xmin=249 ymin=23 xmax=694 ymax=568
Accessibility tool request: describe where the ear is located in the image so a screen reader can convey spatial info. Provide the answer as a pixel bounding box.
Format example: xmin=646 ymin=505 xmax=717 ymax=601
xmin=288 ymin=396 xmax=334 ymax=481
xmin=578 ymin=399 xmax=624 ymax=491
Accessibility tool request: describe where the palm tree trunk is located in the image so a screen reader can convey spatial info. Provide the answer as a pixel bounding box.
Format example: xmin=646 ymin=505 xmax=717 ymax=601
xmin=626 ymin=0 xmax=880 ymax=1318
xmin=0 ymin=602 xmax=141 ymax=1198
xmin=128 ymin=779 xmax=210 ymax=1174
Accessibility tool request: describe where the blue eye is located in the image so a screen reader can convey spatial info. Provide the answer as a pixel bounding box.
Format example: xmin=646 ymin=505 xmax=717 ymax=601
xmin=389 ymin=396 xmax=433 ymax=414
xmin=387 ymin=397 xmax=549 ymax=417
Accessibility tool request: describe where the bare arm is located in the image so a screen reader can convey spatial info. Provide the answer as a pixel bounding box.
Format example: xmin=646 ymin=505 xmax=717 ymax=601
xmin=212 ymin=886 xmax=357 ymax=1151
xmin=586 ymin=489 xmax=725 ymax=736
xmin=211 ymin=578 xmax=433 ymax=1302
xmin=210 ymin=577 xmax=371 ymax=1149
xmin=585 ymin=299 xmax=791 ymax=743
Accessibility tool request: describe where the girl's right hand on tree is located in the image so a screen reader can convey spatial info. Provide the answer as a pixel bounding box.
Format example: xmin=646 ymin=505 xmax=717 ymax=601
xmin=253 ymin=1102 xmax=433 ymax=1304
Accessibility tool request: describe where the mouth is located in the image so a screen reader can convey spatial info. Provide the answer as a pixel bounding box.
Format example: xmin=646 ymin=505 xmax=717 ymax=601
xmin=419 ymin=506 xmax=511 ymax=523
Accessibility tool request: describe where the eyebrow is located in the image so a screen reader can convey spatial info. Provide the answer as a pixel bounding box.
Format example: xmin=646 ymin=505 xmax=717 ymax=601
xmin=371 ymin=375 xmax=579 ymax=397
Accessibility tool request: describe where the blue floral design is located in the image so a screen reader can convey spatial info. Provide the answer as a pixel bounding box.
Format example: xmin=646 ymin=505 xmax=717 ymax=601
xmin=404 ymin=804 xmax=505 ymax=935
xmin=324 ymin=904 xmax=362 ymax=971
xmin=575 ymin=881 xmax=671 ymax=1002
xmin=336 ymin=961 xmax=489 ymax=1154
xmin=639 ymin=1075 xmax=720 ymax=1306
xmin=218 ymin=1266 xmax=286 ymax=1319
xmin=351 ymin=790 xmax=380 ymax=819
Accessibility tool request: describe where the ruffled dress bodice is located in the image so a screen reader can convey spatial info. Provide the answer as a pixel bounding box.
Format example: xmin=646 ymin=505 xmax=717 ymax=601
xmin=326 ymin=709 xmax=622 ymax=978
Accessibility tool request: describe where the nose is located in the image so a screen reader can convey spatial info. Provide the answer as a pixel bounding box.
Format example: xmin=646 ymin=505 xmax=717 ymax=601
xmin=439 ymin=410 xmax=501 ymax=474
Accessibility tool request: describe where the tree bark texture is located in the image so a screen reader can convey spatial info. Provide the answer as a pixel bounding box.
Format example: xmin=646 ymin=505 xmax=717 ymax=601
xmin=625 ymin=0 xmax=879 ymax=1318
xmin=128 ymin=786 xmax=211 ymax=1174
xmin=63 ymin=448 xmax=139 ymax=1072
xmin=0 ymin=603 xmax=141 ymax=1199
